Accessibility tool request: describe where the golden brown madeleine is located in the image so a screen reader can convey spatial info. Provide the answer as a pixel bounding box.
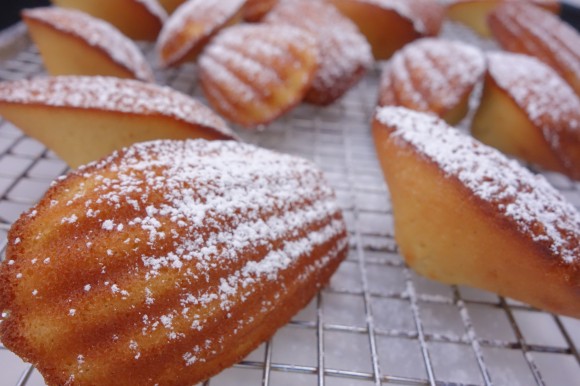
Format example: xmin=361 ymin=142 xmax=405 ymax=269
xmin=328 ymin=0 xmax=444 ymax=60
xmin=243 ymin=0 xmax=278 ymax=22
xmin=378 ymin=38 xmax=485 ymax=125
xmin=489 ymin=3 xmax=580 ymax=97
xmin=264 ymin=0 xmax=372 ymax=106
xmin=156 ymin=0 xmax=246 ymax=68
xmin=472 ymin=52 xmax=580 ymax=180
xmin=446 ymin=0 xmax=559 ymax=37
xmin=22 ymin=7 xmax=154 ymax=82
xmin=199 ymin=24 xmax=319 ymax=128
xmin=0 ymin=76 xmax=237 ymax=168
xmin=373 ymin=106 xmax=580 ymax=318
xmin=0 ymin=139 xmax=348 ymax=386
xmin=51 ymin=0 xmax=167 ymax=41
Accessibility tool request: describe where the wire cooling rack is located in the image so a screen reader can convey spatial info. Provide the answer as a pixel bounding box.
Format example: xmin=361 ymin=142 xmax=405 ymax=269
xmin=0 ymin=22 xmax=580 ymax=386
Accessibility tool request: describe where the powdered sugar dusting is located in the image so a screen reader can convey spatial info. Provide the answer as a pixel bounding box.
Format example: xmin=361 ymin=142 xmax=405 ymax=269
xmin=156 ymin=0 xmax=246 ymax=67
xmin=490 ymin=3 xmax=580 ymax=95
xmin=198 ymin=24 xmax=318 ymax=125
xmin=380 ymin=38 xmax=485 ymax=115
xmin=264 ymin=0 xmax=372 ymax=104
xmin=23 ymin=7 xmax=154 ymax=82
xmin=487 ymin=52 xmax=580 ymax=167
xmin=0 ymin=76 xmax=236 ymax=139
xmin=57 ymin=139 xmax=346 ymax=336
xmin=375 ymin=106 xmax=580 ymax=264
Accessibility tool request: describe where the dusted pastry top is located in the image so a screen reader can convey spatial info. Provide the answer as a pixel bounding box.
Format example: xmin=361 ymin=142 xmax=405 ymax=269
xmin=0 ymin=139 xmax=347 ymax=385
xmin=0 ymin=76 xmax=235 ymax=139
xmin=375 ymin=106 xmax=580 ymax=264
xmin=264 ymin=0 xmax=372 ymax=96
xmin=198 ymin=23 xmax=319 ymax=127
xmin=489 ymin=2 xmax=580 ymax=84
xmin=379 ymin=38 xmax=484 ymax=116
xmin=23 ymin=7 xmax=154 ymax=82
xmin=487 ymin=52 xmax=580 ymax=167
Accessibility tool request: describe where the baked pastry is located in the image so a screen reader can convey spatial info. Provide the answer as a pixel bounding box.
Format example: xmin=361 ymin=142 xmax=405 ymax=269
xmin=157 ymin=0 xmax=187 ymax=14
xmin=446 ymin=0 xmax=559 ymax=37
xmin=377 ymin=38 xmax=485 ymax=125
xmin=471 ymin=52 xmax=580 ymax=180
xmin=244 ymin=0 xmax=278 ymax=22
xmin=199 ymin=24 xmax=319 ymax=128
xmin=156 ymin=0 xmax=246 ymax=68
xmin=51 ymin=0 xmax=167 ymax=41
xmin=327 ymin=0 xmax=444 ymax=60
xmin=373 ymin=106 xmax=580 ymax=318
xmin=264 ymin=0 xmax=372 ymax=106
xmin=0 ymin=76 xmax=237 ymax=168
xmin=22 ymin=7 xmax=154 ymax=82
xmin=489 ymin=3 xmax=580 ymax=97
xmin=0 ymin=139 xmax=348 ymax=386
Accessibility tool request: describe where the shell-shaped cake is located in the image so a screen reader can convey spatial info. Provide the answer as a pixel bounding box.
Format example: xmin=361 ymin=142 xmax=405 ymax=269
xmin=471 ymin=52 xmax=580 ymax=180
xmin=328 ymin=0 xmax=444 ymax=60
xmin=199 ymin=24 xmax=319 ymax=128
xmin=446 ymin=0 xmax=559 ymax=37
xmin=0 ymin=76 xmax=237 ymax=168
xmin=0 ymin=139 xmax=349 ymax=386
xmin=378 ymin=38 xmax=485 ymax=125
xmin=244 ymin=0 xmax=278 ymax=22
xmin=156 ymin=0 xmax=246 ymax=68
xmin=489 ymin=3 xmax=580 ymax=97
xmin=373 ymin=106 xmax=580 ymax=318
xmin=51 ymin=0 xmax=167 ymax=41
xmin=22 ymin=7 xmax=154 ymax=82
xmin=264 ymin=0 xmax=372 ymax=106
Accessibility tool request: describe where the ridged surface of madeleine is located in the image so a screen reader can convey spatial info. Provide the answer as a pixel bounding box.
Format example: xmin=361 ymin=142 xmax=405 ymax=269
xmin=0 ymin=139 xmax=348 ymax=386
xmin=473 ymin=52 xmax=580 ymax=180
xmin=378 ymin=38 xmax=485 ymax=125
xmin=489 ymin=3 xmax=580 ymax=97
xmin=264 ymin=0 xmax=372 ymax=106
xmin=199 ymin=24 xmax=319 ymax=128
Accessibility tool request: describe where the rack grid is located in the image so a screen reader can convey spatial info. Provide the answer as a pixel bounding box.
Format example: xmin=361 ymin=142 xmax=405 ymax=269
xmin=0 ymin=25 xmax=579 ymax=386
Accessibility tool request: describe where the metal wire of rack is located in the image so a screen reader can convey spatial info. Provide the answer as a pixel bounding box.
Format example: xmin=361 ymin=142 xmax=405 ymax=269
xmin=0 ymin=25 xmax=579 ymax=386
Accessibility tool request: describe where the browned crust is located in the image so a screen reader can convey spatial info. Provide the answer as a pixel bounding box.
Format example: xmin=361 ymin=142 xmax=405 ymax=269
xmin=377 ymin=43 xmax=481 ymax=126
xmin=200 ymin=72 xmax=311 ymax=129
xmin=263 ymin=0 xmax=371 ymax=106
xmin=488 ymin=3 xmax=580 ymax=97
xmin=372 ymin=117 xmax=580 ymax=318
xmin=0 ymin=142 xmax=347 ymax=385
xmin=199 ymin=28 xmax=319 ymax=128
